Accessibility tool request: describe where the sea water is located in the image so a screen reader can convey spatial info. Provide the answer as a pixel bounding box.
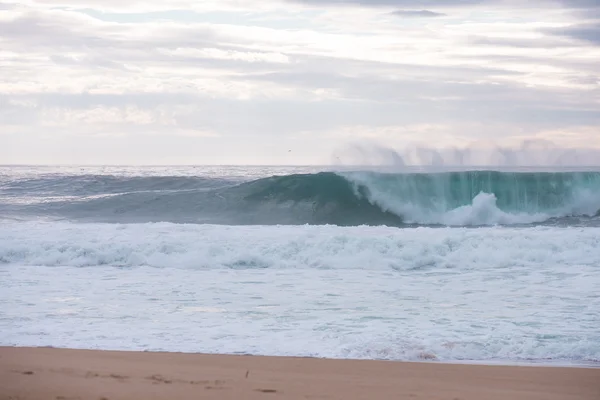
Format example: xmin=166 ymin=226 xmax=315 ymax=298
xmin=1 ymin=165 xmax=599 ymax=365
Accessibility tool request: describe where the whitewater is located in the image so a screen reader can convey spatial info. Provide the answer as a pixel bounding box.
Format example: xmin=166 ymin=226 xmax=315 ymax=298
xmin=1 ymin=165 xmax=599 ymax=366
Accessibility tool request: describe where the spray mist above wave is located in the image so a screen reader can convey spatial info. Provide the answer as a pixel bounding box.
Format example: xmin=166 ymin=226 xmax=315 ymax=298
xmin=331 ymin=139 xmax=600 ymax=168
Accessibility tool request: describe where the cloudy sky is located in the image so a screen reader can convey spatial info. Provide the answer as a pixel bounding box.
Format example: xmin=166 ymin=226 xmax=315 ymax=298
xmin=1 ymin=0 xmax=599 ymax=165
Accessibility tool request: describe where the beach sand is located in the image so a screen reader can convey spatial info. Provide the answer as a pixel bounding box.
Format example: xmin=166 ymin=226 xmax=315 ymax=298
xmin=1 ymin=347 xmax=598 ymax=400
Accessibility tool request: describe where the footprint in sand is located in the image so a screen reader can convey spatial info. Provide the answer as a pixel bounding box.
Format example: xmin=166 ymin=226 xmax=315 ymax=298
xmin=255 ymin=389 xmax=278 ymax=393
xmin=146 ymin=374 xmax=172 ymax=384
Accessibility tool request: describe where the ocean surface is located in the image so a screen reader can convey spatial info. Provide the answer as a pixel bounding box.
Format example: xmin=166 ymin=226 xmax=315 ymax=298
xmin=1 ymin=165 xmax=599 ymax=366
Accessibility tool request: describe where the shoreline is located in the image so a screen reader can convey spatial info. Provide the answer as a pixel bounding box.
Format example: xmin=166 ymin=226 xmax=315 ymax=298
xmin=2 ymin=347 xmax=599 ymax=400
xmin=3 ymin=345 xmax=600 ymax=369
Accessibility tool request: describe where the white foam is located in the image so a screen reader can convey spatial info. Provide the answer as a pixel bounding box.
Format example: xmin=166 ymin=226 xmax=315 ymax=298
xmin=2 ymin=222 xmax=600 ymax=269
xmin=441 ymin=192 xmax=549 ymax=225
xmin=1 ymin=222 xmax=599 ymax=365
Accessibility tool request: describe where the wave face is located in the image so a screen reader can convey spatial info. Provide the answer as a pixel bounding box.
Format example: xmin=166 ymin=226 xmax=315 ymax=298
xmin=342 ymin=171 xmax=600 ymax=225
xmin=2 ymin=169 xmax=600 ymax=226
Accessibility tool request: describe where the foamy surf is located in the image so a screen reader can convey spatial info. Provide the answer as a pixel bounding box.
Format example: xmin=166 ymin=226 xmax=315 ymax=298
xmin=1 ymin=221 xmax=600 ymax=269
xmin=1 ymin=221 xmax=599 ymax=365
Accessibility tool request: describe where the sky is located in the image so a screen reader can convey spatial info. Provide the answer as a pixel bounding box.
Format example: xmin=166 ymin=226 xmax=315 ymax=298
xmin=1 ymin=0 xmax=599 ymax=165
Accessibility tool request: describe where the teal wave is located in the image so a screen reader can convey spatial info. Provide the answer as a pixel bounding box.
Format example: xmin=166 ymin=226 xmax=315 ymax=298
xmin=237 ymin=171 xmax=600 ymax=225
xmin=4 ymin=171 xmax=600 ymax=226
xmin=341 ymin=170 xmax=600 ymax=213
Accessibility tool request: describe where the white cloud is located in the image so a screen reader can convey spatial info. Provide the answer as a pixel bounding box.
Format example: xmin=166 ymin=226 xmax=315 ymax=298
xmin=6 ymin=0 xmax=285 ymax=13
xmin=40 ymin=106 xmax=173 ymax=127
xmin=162 ymin=48 xmax=290 ymax=64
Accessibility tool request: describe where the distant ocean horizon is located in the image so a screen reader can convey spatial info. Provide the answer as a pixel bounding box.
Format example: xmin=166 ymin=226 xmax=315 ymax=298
xmin=1 ymin=165 xmax=599 ymax=365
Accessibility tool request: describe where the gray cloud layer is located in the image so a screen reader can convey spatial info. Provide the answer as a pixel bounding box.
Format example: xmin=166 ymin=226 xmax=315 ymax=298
xmin=289 ymin=0 xmax=485 ymax=6
xmin=547 ymin=22 xmax=600 ymax=45
xmin=391 ymin=10 xmax=446 ymax=17
xmin=290 ymin=0 xmax=600 ymax=7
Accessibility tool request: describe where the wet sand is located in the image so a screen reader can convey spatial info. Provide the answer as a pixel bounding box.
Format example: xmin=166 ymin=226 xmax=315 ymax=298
xmin=1 ymin=347 xmax=599 ymax=400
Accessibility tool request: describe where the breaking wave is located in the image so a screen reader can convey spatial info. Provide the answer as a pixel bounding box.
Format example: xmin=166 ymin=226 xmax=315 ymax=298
xmin=2 ymin=171 xmax=600 ymax=227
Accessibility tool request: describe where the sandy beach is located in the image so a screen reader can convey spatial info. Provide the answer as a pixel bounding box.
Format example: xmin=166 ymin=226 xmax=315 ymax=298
xmin=0 ymin=347 xmax=598 ymax=400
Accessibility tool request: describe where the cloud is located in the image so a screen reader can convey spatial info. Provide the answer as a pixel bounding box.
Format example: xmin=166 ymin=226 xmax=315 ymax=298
xmin=41 ymin=106 xmax=171 ymax=127
xmin=1 ymin=0 xmax=600 ymax=164
xmin=162 ymin=48 xmax=290 ymax=64
xmin=289 ymin=0 xmax=485 ymax=7
xmin=391 ymin=10 xmax=446 ymax=18
xmin=288 ymin=0 xmax=600 ymax=8
xmin=465 ymin=35 xmax=578 ymax=49
xmin=556 ymin=0 xmax=600 ymax=8
xmin=546 ymin=22 xmax=600 ymax=45
xmin=3 ymin=0 xmax=275 ymax=13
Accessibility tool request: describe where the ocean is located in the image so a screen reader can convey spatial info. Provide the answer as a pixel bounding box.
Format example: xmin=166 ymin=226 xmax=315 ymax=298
xmin=1 ymin=165 xmax=599 ymax=366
